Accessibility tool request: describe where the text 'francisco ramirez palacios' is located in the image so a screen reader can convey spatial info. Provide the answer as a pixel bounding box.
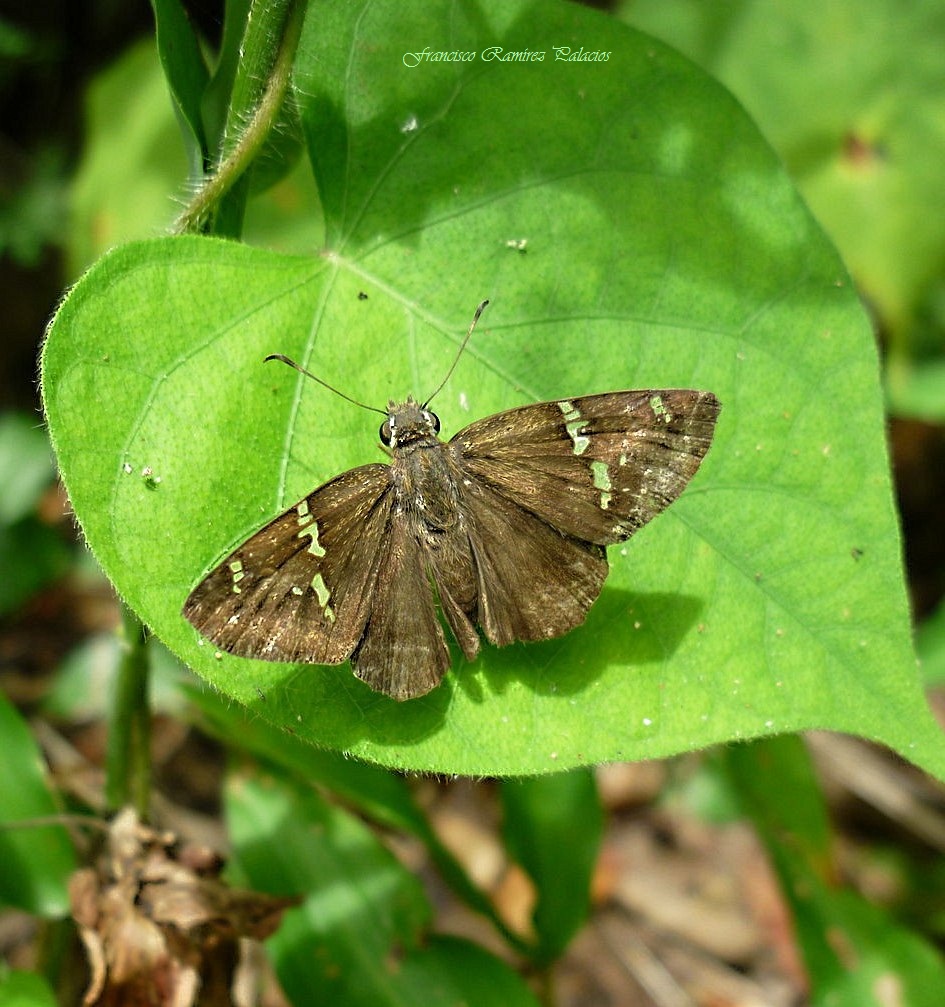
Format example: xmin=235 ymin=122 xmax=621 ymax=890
xmin=402 ymin=46 xmax=611 ymax=67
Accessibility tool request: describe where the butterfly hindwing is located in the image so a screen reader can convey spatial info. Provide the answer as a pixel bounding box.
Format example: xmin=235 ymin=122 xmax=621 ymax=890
xmin=457 ymin=475 xmax=609 ymax=646
xmin=351 ymin=510 xmax=452 ymax=700
xmin=182 ymin=464 xmax=392 ymax=664
xmin=451 ymin=390 xmax=720 ymax=545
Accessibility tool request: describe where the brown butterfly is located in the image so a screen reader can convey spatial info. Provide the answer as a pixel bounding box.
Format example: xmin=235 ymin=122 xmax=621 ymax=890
xmin=183 ymin=302 xmax=720 ymax=700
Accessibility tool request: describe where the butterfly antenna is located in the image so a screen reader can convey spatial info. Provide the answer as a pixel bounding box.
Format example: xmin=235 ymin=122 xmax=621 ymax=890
xmin=264 ymin=354 xmax=387 ymax=416
xmin=423 ymin=299 xmax=489 ymax=408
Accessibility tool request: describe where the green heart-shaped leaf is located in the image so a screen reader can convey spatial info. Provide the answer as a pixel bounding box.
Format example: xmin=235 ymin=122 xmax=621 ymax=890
xmin=41 ymin=0 xmax=944 ymax=777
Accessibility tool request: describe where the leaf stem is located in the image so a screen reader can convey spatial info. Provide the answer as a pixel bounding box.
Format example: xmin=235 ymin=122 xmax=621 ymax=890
xmin=173 ymin=0 xmax=305 ymax=235
xmin=105 ymin=606 xmax=151 ymax=818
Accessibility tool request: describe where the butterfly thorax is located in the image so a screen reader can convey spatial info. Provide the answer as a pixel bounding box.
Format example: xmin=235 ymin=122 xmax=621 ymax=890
xmin=384 ymin=398 xmax=462 ymax=534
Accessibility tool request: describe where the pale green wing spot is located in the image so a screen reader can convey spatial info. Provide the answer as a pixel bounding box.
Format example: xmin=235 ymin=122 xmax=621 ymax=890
xmin=590 ymin=459 xmax=613 ymax=510
xmin=556 ymin=400 xmax=590 ymax=455
xmin=299 ymin=518 xmax=326 ymax=557
xmin=228 ymin=559 xmax=245 ymax=593
xmin=590 ymin=459 xmax=612 ymax=491
xmin=310 ymin=571 xmax=336 ymax=623
xmin=648 ymin=393 xmax=673 ymax=423
xmin=557 ymin=399 xmax=578 ymax=419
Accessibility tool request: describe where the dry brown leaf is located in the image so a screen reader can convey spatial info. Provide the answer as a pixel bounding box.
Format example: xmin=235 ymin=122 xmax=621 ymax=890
xmin=68 ymin=808 xmax=298 ymax=1006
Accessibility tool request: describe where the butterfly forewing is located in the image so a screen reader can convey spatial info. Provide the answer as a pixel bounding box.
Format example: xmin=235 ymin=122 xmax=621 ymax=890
xmin=182 ymin=464 xmax=393 ymax=664
xmin=451 ymin=390 xmax=720 ymax=545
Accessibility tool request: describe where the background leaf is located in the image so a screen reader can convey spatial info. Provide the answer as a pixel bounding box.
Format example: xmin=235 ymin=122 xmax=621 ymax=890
xmin=0 ymin=691 xmax=76 ymax=916
xmin=619 ymin=0 xmax=945 ymax=420
xmin=226 ymin=767 xmax=539 ymax=1006
xmin=0 ymin=970 xmax=58 ymax=1007
xmin=0 ymin=412 xmax=68 ymax=615
xmin=68 ymin=38 xmax=189 ymax=273
xmin=501 ymin=770 xmax=603 ymax=962
xmin=149 ymin=0 xmax=210 ymax=174
xmin=40 ymin=0 xmax=943 ymax=778
xmin=189 ymin=680 xmax=526 ymax=946
xmin=725 ymin=737 xmax=945 ymax=1006
xmin=0 ymin=413 xmax=55 ymax=524
xmin=918 ymin=599 xmax=945 ymax=686
xmin=66 ymin=34 xmax=321 ymax=272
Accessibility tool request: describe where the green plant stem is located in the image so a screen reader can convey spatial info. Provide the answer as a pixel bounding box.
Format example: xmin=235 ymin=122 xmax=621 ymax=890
xmin=535 ymin=965 xmax=555 ymax=1007
xmin=105 ymin=606 xmax=151 ymax=818
xmin=173 ymin=0 xmax=305 ymax=235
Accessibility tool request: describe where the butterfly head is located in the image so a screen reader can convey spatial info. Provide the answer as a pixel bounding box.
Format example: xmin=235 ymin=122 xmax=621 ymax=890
xmin=380 ymin=396 xmax=442 ymax=449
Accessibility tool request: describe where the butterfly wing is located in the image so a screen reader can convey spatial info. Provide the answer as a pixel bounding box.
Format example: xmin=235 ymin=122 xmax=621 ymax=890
xmin=456 ymin=475 xmax=608 ymax=646
xmin=182 ymin=464 xmax=393 ymax=665
xmin=350 ymin=510 xmax=452 ymax=701
xmin=450 ymin=390 xmax=720 ymax=546
xmin=442 ymin=390 xmax=719 ymax=646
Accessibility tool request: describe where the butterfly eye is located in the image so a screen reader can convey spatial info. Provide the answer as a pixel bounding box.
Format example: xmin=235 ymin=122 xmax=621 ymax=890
xmin=426 ymin=411 xmax=441 ymax=433
xmin=379 ymin=420 xmax=392 ymax=444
